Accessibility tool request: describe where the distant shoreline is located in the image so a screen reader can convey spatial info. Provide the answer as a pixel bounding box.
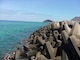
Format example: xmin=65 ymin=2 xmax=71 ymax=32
xmin=0 ymin=20 xmax=48 ymax=23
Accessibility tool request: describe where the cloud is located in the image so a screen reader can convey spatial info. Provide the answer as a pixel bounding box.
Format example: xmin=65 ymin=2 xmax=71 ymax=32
xmin=0 ymin=9 xmax=19 ymax=15
xmin=0 ymin=9 xmax=57 ymax=22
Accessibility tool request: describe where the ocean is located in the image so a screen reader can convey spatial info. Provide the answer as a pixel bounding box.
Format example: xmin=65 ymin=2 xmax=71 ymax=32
xmin=0 ymin=20 xmax=48 ymax=58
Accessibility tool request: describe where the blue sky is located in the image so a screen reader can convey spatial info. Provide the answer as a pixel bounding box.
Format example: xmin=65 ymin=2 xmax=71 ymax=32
xmin=0 ymin=0 xmax=80 ymax=22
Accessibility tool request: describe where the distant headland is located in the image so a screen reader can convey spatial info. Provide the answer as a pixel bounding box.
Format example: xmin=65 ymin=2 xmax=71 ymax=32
xmin=43 ymin=19 xmax=53 ymax=22
xmin=71 ymin=16 xmax=80 ymax=22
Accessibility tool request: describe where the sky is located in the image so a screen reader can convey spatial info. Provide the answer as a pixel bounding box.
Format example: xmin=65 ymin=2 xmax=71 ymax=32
xmin=0 ymin=0 xmax=80 ymax=22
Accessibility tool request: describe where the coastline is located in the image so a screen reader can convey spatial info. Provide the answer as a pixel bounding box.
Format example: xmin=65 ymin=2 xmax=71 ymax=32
xmin=2 ymin=21 xmax=80 ymax=60
xmin=0 ymin=21 xmax=48 ymax=59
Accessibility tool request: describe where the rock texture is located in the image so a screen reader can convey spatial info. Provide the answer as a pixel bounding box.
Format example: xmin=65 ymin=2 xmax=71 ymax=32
xmin=2 ymin=21 xmax=80 ymax=60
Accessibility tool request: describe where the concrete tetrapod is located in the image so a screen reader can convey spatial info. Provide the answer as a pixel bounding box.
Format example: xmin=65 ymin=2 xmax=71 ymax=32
xmin=70 ymin=22 xmax=80 ymax=36
xmin=37 ymin=54 xmax=48 ymax=60
xmin=48 ymin=34 xmax=56 ymax=47
xmin=54 ymin=56 xmax=61 ymax=60
xmin=38 ymin=36 xmax=46 ymax=45
xmin=15 ymin=48 xmax=23 ymax=60
xmin=26 ymin=49 xmax=38 ymax=57
xmin=65 ymin=36 xmax=80 ymax=60
xmin=64 ymin=23 xmax=71 ymax=35
xmin=70 ymin=36 xmax=80 ymax=59
xmin=62 ymin=50 xmax=68 ymax=60
xmin=70 ymin=35 xmax=80 ymax=47
xmin=61 ymin=30 xmax=69 ymax=44
xmin=53 ymin=30 xmax=59 ymax=40
xmin=46 ymin=41 xmax=57 ymax=60
xmin=51 ymin=22 xmax=60 ymax=30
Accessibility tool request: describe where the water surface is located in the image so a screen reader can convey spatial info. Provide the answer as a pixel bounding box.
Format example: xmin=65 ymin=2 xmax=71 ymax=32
xmin=0 ymin=20 xmax=48 ymax=58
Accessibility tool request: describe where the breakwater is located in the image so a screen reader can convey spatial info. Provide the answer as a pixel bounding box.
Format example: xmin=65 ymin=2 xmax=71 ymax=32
xmin=2 ymin=21 xmax=80 ymax=60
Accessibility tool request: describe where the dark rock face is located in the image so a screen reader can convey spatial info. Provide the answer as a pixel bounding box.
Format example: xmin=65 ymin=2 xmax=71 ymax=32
xmin=71 ymin=17 xmax=80 ymax=22
xmin=43 ymin=19 xmax=53 ymax=22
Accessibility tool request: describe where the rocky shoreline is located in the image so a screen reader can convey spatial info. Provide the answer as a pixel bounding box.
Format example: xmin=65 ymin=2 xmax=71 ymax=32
xmin=2 ymin=21 xmax=80 ymax=60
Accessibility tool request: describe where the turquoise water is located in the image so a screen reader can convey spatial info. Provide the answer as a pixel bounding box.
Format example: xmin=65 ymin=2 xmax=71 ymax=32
xmin=0 ymin=20 xmax=48 ymax=58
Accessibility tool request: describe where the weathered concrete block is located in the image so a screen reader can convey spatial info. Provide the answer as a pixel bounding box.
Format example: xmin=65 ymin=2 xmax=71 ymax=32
xmin=53 ymin=30 xmax=59 ymax=40
xmin=64 ymin=23 xmax=71 ymax=34
xmin=54 ymin=56 xmax=61 ymax=60
xmin=15 ymin=48 xmax=23 ymax=59
xmin=38 ymin=36 xmax=45 ymax=45
xmin=61 ymin=30 xmax=69 ymax=44
xmin=67 ymin=21 xmax=76 ymax=26
xmin=51 ymin=22 xmax=60 ymax=30
xmin=47 ymin=24 xmax=52 ymax=30
xmin=70 ymin=35 xmax=80 ymax=48
xmin=64 ymin=36 xmax=80 ymax=60
xmin=70 ymin=35 xmax=80 ymax=47
xmin=26 ymin=50 xmax=38 ymax=57
xmin=62 ymin=50 xmax=68 ymax=60
xmin=48 ymin=34 xmax=56 ymax=47
xmin=48 ymin=34 xmax=53 ymax=42
xmin=35 ymin=52 xmax=41 ymax=60
xmin=27 ymin=44 xmax=35 ymax=49
xmin=76 ymin=35 xmax=80 ymax=39
xmin=46 ymin=41 xmax=57 ymax=59
xmin=43 ymin=33 xmax=47 ymax=41
xmin=56 ymin=40 xmax=62 ymax=47
xmin=37 ymin=54 xmax=48 ymax=60
xmin=70 ymin=22 xmax=80 ymax=36
xmin=29 ymin=35 xmax=34 ymax=41
xmin=33 ymin=36 xmax=37 ymax=44
xmin=31 ymin=56 xmax=36 ymax=60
